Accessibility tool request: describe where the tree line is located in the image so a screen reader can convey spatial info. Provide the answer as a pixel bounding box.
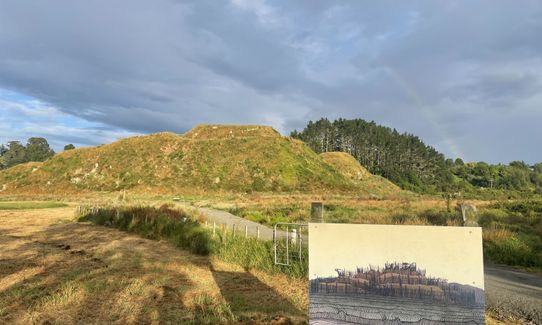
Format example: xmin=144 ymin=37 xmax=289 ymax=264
xmin=292 ymin=118 xmax=542 ymax=195
xmin=0 ymin=138 xmax=74 ymax=170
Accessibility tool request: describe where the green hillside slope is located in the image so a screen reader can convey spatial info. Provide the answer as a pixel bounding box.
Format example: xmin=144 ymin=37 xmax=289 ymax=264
xmin=319 ymin=152 xmax=401 ymax=196
xmin=0 ymin=125 xmax=404 ymax=196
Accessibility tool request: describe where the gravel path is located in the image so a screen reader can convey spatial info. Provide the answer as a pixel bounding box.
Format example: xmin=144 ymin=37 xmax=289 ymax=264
xmin=175 ymin=204 xmax=298 ymax=241
xmin=485 ymin=264 xmax=542 ymax=323
xmin=197 ymin=207 xmax=277 ymax=240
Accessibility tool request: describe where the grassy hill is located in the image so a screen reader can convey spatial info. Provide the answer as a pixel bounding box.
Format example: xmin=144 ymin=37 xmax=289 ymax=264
xmin=319 ymin=152 xmax=401 ymax=197
xmin=0 ymin=125 xmax=403 ymax=196
xmin=320 ymin=152 xmax=370 ymax=181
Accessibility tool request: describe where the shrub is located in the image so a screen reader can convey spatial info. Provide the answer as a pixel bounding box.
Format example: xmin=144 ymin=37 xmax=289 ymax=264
xmin=480 ymin=199 xmax=542 ymax=269
xmin=484 ymin=235 xmax=541 ymax=267
xmin=478 ymin=209 xmax=508 ymax=228
xmin=212 ymin=233 xmax=307 ymax=279
xmin=418 ymin=209 xmax=457 ymax=226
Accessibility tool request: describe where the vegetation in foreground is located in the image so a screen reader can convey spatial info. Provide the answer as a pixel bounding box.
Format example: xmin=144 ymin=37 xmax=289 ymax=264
xmin=481 ymin=200 xmax=542 ymax=269
xmin=78 ymin=205 xmax=308 ymax=279
xmin=219 ymin=196 xmax=542 ymax=271
xmin=78 ymin=205 xmax=212 ymax=255
xmin=0 ymin=201 xmax=535 ymax=324
xmin=0 ymin=206 xmax=307 ymax=324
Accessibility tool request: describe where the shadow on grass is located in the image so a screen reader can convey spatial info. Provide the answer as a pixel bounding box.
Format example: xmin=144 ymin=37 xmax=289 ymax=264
xmin=1 ymin=215 xmax=307 ymax=324
xmin=0 ymin=221 xmax=194 ymax=324
xmin=211 ymin=266 xmax=305 ymax=323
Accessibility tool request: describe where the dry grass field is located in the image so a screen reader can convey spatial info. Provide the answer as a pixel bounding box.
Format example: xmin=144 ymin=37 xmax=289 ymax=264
xmin=0 ymin=206 xmax=307 ymax=324
xmin=0 ymin=198 xmax=532 ymax=324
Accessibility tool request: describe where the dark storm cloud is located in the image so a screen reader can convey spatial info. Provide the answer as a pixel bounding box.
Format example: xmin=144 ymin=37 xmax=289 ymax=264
xmin=447 ymin=73 xmax=540 ymax=106
xmin=1 ymin=0 xmax=542 ymax=162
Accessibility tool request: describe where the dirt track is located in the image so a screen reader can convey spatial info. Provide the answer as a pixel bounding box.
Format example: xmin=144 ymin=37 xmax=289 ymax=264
xmin=177 ymin=204 xmax=297 ymax=241
xmin=485 ymin=264 xmax=542 ymax=323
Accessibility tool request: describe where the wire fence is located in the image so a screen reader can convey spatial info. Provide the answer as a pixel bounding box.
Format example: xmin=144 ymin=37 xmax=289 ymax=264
xmin=77 ymin=205 xmax=309 ymax=268
xmin=273 ymin=223 xmax=308 ymax=266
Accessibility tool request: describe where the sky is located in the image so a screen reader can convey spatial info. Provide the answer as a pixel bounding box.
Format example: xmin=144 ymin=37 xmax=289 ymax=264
xmin=0 ymin=0 xmax=541 ymax=163
xmin=309 ymin=224 xmax=485 ymax=289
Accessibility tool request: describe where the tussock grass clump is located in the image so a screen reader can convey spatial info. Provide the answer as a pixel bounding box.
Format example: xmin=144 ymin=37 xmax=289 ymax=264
xmin=212 ymin=234 xmax=308 ymax=279
xmin=78 ymin=204 xmax=211 ymax=255
xmin=192 ymin=294 xmax=236 ymax=324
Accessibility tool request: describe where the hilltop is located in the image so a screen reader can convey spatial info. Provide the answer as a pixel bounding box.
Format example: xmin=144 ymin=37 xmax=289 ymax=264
xmin=0 ymin=125 xmax=404 ymax=196
xmin=184 ymin=124 xmax=281 ymax=139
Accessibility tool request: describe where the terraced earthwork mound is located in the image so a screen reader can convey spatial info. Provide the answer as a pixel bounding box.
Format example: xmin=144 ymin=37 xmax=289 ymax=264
xmin=184 ymin=124 xmax=281 ymax=139
xmin=0 ymin=125 xmax=405 ymax=197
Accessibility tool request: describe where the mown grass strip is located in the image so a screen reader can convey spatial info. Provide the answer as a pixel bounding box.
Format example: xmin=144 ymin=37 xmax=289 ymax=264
xmin=0 ymin=201 xmax=68 ymax=210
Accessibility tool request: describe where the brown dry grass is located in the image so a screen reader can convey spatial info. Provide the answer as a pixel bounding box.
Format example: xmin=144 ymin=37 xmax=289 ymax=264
xmin=195 ymin=194 xmax=489 ymax=225
xmin=483 ymin=227 xmax=514 ymax=243
xmin=0 ymin=207 xmax=307 ymax=324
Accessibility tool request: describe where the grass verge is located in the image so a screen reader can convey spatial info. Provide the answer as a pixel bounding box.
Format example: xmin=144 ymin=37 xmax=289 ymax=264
xmin=78 ymin=205 xmax=308 ymax=279
xmin=479 ymin=200 xmax=542 ymax=269
xmin=0 ymin=201 xmax=67 ymax=210
xmin=78 ymin=205 xmax=211 ymax=255
xmin=225 ymin=197 xmax=542 ymax=271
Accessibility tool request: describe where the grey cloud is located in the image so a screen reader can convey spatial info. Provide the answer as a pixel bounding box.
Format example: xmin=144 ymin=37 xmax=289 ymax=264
xmin=446 ymin=73 xmax=540 ymax=106
xmin=1 ymin=0 xmax=542 ymax=163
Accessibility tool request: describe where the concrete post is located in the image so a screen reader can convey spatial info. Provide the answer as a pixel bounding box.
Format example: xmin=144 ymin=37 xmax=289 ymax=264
xmin=311 ymin=202 xmax=324 ymax=223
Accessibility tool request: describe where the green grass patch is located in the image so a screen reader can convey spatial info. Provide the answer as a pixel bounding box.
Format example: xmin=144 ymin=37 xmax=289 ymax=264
xmin=481 ymin=199 xmax=542 ymax=269
xmin=79 ymin=205 xmax=308 ymax=278
xmin=228 ymin=199 xmax=542 ymax=271
xmin=78 ymin=204 xmax=211 ymax=255
xmin=0 ymin=201 xmax=68 ymax=210
xmin=228 ymin=205 xmax=307 ymax=227
xmin=213 ymin=233 xmax=307 ymax=279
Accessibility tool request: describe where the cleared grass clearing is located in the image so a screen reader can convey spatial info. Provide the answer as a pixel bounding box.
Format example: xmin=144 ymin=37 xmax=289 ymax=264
xmin=0 ymin=201 xmax=67 ymax=210
xmin=0 ymin=207 xmax=307 ymax=324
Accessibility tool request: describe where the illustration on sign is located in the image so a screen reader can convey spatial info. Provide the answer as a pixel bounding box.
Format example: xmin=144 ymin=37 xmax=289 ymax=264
xmin=309 ymin=224 xmax=485 ymax=324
